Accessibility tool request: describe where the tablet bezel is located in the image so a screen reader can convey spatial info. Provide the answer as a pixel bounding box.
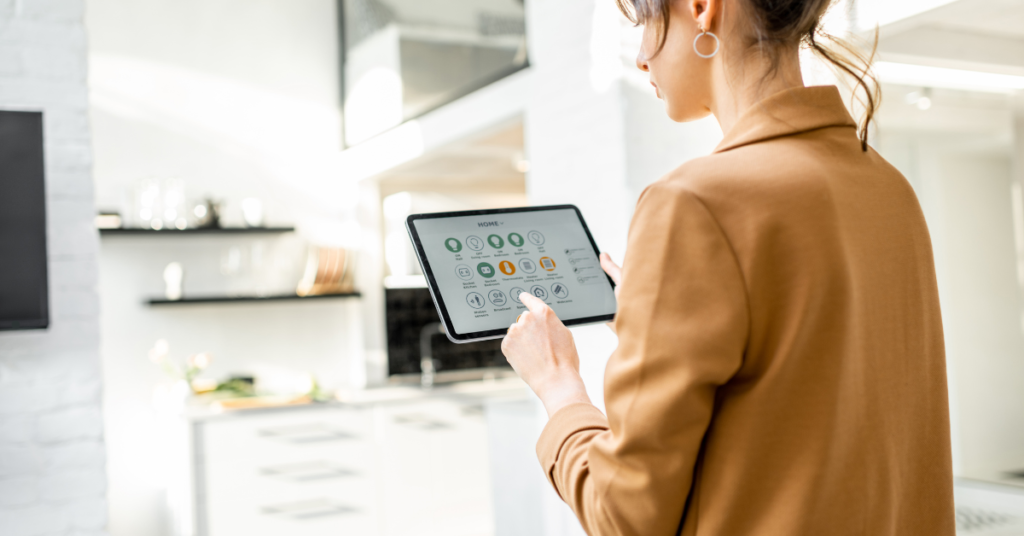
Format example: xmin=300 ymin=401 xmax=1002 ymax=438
xmin=406 ymin=204 xmax=616 ymax=343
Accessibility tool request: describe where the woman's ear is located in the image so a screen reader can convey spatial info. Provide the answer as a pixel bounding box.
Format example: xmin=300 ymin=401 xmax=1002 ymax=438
xmin=688 ymin=0 xmax=718 ymax=31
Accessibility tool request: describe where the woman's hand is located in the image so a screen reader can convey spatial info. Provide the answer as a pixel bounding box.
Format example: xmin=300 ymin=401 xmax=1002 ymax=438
xmin=600 ymin=253 xmax=622 ymax=333
xmin=600 ymin=252 xmax=622 ymax=297
xmin=502 ymin=292 xmax=592 ymax=418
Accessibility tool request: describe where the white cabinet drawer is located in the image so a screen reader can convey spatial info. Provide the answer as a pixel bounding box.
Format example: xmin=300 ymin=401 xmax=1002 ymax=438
xmin=193 ymin=399 xmax=498 ymax=536
xmin=200 ymin=406 xmax=373 ymax=466
xmin=206 ymin=492 xmax=378 ymax=536
xmin=204 ymin=455 xmax=376 ymax=498
xmin=197 ymin=406 xmax=380 ymax=536
xmin=205 ymin=472 xmax=378 ymax=514
xmin=204 ymin=454 xmax=379 ymax=536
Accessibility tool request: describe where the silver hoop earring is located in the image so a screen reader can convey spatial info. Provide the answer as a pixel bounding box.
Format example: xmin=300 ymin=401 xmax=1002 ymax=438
xmin=693 ymin=26 xmax=720 ymax=59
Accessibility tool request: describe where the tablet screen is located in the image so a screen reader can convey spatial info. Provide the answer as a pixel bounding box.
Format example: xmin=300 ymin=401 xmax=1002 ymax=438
xmin=409 ymin=207 xmax=616 ymax=338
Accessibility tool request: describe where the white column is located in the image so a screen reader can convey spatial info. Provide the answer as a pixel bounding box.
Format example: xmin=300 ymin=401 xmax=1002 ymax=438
xmin=520 ymin=1 xmax=722 ymax=534
xmin=524 ymin=0 xmax=722 ymax=406
xmin=524 ymin=1 xmax=723 ymax=402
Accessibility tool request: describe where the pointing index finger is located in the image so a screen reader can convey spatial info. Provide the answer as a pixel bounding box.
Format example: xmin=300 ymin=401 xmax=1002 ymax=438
xmin=599 ymin=252 xmax=622 ymax=285
xmin=518 ymin=290 xmax=549 ymax=314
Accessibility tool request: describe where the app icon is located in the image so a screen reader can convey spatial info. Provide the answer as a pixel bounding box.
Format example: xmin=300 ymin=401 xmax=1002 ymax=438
xmin=444 ymin=238 xmax=462 ymax=252
xmin=530 ymin=285 xmax=547 ymax=300
xmin=527 ymin=231 xmax=545 ymax=245
xmin=477 ymin=262 xmax=496 ymax=278
xmin=510 ymin=287 xmax=526 ymax=303
xmin=498 ymin=260 xmax=516 ymax=276
xmin=487 ymin=234 xmax=504 ymax=249
xmin=539 ymin=256 xmax=556 ymax=271
xmin=508 ymin=232 xmax=525 ymax=247
xmin=519 ymin=258 xmax=536 ymax=273
xmin=466 ymin=235 xmax=484 ymax=251
xmin=466 ymin=292 xmax=485 ymax=309
xmin=551 ymin=283 xmax=569 ymax=299
xmin=488 ymin=290 xmax=507 ymax=306
xmin=455 ymin=264 xmax=473 ymax=280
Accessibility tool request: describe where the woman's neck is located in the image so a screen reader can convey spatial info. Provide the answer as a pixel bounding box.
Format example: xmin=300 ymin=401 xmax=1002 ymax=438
xmin=709 ymin=48 xmax=806 ymax=135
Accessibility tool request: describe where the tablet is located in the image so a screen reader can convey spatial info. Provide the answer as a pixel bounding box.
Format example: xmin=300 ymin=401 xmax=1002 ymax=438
xmin=406 ymin=205 xmax=617 ymax=343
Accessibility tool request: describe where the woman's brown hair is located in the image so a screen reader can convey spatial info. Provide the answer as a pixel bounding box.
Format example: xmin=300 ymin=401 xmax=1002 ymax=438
xmin=615 ymin=0 xmax=880 ymax=151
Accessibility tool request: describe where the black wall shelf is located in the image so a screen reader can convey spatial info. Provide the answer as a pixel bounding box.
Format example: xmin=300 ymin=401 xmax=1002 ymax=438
xmin=147 ymin=292 xmax=360 ymax=306
xmin=101 ymin=227 xmax=295 ymax=236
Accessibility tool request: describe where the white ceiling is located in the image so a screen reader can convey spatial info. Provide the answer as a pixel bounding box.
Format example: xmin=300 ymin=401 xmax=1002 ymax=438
xmin=875 ymin=84 xmax=1015 ymax=140
xmin=877 ymin=0 xmax=1024 ymax=75
xmin=869 ymin=0 xmax=1024 ymax=140
xmin=910 ymin=0 xmax=1024 ymax=39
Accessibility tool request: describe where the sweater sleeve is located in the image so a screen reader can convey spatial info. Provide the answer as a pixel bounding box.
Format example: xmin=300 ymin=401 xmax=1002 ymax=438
xmin=536 ymin=182 xmax=749 ymax=535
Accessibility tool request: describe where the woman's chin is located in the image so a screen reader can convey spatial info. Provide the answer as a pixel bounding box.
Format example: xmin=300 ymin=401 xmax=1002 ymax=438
xmin=665 ymin=103 xmax=712 ymax=124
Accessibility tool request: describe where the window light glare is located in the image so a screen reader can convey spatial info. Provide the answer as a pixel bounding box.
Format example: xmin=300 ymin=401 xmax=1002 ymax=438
xmin=876 ymin=62 xmax=1024 ymax=94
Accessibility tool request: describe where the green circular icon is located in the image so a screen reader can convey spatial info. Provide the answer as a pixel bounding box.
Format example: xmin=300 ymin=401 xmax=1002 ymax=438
xmin=508 ymin=233 xmax=524 ymax=247
xmin=477 ymin=262 xmax=495 ymax=278
xmin=487 ymin=234 xmax=504 ymax=249
xmin=444 ymin=238 xmax=462 ymax=253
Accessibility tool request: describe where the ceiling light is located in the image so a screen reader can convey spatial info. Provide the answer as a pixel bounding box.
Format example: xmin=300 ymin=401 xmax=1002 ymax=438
xmin=875 ymin=62 xmax=1024 ymax=94
xmin=904 ymin=89 xmax=932 ymax=111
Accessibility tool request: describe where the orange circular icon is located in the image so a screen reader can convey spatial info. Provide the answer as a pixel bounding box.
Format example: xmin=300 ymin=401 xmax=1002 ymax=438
xmin=539 ymin=257 xmax=556 ymax=271
xmin=499 ymin=260 xmax=516 ymax=275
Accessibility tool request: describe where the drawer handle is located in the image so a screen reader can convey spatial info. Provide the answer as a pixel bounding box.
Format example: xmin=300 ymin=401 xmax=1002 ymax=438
xmin=261 ymin=498 xmax=359 ymax=519
xmin=260 ymin=461 xmax=358 ymax=482
xmin=392 ymin=413 xmax=451 ymax=430
xmin=257 ymin=423 xmax=357 ymax=443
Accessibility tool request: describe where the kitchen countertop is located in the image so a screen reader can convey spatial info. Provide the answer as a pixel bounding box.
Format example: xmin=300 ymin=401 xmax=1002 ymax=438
xmin=182 ymin=376 xmax=531 ymax=421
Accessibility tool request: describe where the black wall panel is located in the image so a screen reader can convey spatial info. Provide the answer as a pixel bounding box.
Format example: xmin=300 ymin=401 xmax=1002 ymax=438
xmin=0 ymin=111 xmax=49 ymax=331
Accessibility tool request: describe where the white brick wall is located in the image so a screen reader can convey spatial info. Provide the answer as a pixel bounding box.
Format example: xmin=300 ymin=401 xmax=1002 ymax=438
xmin=0 ymin=0 xmax=106 ymax=535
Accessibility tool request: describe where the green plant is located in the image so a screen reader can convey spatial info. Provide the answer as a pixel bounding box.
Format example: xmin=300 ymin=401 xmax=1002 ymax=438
xmin=213 ymin=377 xmax=256 ymax=398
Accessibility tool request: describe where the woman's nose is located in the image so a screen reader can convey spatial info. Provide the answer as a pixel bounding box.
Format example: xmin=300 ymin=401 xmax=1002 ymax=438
xmin=636 ymin=50 xmax=649 ymax=72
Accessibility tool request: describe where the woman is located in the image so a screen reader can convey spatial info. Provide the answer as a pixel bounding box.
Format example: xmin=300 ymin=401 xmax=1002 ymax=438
xmin=501 ymin=0 xmax=956 ymax=534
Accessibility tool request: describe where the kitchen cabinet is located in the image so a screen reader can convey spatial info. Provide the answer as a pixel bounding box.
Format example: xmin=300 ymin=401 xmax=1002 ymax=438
xmin=177 ymin=382 xmax=527 ymax=536
xmin=196 ymin=406 xmax=378 ymax=536
xmin=375 ymin=400 xmax=493 ymax=536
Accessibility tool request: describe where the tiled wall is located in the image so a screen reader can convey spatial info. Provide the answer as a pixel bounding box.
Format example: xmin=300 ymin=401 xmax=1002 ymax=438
xmin=0 ymin=1 xmax=107 ymax=535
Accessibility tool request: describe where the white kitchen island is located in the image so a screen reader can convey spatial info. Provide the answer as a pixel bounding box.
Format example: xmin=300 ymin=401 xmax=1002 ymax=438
xmin=167 ymin=378 xmax=544 ymax=536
